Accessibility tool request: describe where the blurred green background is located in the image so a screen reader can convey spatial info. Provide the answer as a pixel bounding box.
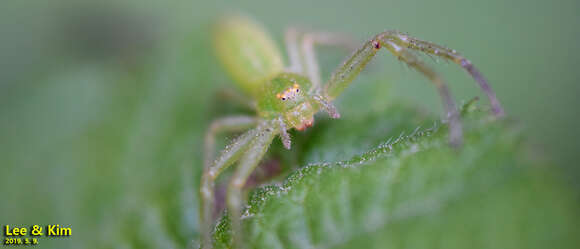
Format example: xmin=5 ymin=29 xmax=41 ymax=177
xmin=1 ymin=0 xmax=578 ymax=248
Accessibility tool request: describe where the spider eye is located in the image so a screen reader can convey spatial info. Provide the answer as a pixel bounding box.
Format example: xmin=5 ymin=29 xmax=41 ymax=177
xmin=296 ymin=88 xmax=299 ymax=92
xmin=281 ymin=97 xmax=286 ymax=101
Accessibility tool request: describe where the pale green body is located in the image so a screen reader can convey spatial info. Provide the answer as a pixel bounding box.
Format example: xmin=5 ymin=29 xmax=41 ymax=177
xmin=214 ymin=15 xmax=318 ymax=130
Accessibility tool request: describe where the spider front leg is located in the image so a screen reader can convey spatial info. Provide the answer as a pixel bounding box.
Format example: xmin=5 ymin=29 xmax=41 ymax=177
xmin=226 ymin=122 xmax=277 ymax=249
xmin=323 ymin=33 xmax=463 ymax=146
xmin=301 ymin=31 xmax=357 ymax=91
xmin=201 ymin=124 xmax=257 ymax=249
xmin=203 ymin=116 xmax=257 ymax=169
xmin=377 ymin=31 xmax=504 ymax=116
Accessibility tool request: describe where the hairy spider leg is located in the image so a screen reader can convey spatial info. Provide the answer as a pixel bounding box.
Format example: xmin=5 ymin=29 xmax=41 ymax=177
xmin=323 ymin=33 xmax=463 ymax=146
xmin=377 ymin=31 xmax=504 ymax=116
xmin=201 ymin=126 xmax=258 ymax=248
xmin=285 ymin=28 xmax=357 ymax=92
xmin=226 ymin=122 xmax=277 ymax=249
xmin=301 ymin=32 xmax=357 ymax=91
xmin=383 ymin=43 xmax=462 ymax=146
xmin=312 ymin=95 xmax=341 ymax=119
xmin=203 ymin=116 xmax=257 ymax=169
xmin=276 ymin=116 xmax=292 ymax=149
xmin=284 ymin=28 xmax=303 ymax=74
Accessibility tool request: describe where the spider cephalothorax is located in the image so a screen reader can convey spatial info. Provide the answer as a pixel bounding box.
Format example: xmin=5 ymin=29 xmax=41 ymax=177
xmin=201 ymin=14 xmax=504 ymax=248
xmin=256 ymin=73 xmax=319 ymax=131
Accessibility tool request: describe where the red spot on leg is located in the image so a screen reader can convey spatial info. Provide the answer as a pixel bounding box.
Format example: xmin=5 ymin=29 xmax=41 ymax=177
xmin=372 ymin=40 xmax=381 ymax=49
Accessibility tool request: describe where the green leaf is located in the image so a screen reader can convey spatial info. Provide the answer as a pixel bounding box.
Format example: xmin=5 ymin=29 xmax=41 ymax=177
xmin=213 ymin=105 xmax=580 ymax=249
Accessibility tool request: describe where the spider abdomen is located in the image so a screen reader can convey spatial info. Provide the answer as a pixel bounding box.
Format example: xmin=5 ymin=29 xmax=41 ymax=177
xmin=213 ymin=15 xmax=284 ymax=97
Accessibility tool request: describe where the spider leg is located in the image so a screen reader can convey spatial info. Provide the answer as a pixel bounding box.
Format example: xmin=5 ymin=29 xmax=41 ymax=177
xmin=323 ymin=35 xmax=462 ymax=146
xmin=203 ymin=116 xmax=257 ymax=169
xmin=323 ymin=38 xmax=379 ymax=100
xmin=201 ymin=124 xmax=257 ymax=249
xmin=276 ymin=116 xmax=292 ymax=149
xmin=284 ymin=28 xmax=356 ymax=90
xmin=379 ymin=31 xmax=504 ymax=116
xmin=284 ymin=28 xmax=303 ymax=74
xmin=386 ymin=44 xmax=462 ymax=146
xmin=300 ymin=31 xmax=357 ymax=91
xmin=227 ymin=122 xmax=277 ymax=249
xmin=312 ymin=95 xmax=341 ymax=118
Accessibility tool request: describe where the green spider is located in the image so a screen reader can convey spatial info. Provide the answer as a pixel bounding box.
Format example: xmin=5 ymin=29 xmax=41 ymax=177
xmin=200 ymin=15 xmax=504 ymax=248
